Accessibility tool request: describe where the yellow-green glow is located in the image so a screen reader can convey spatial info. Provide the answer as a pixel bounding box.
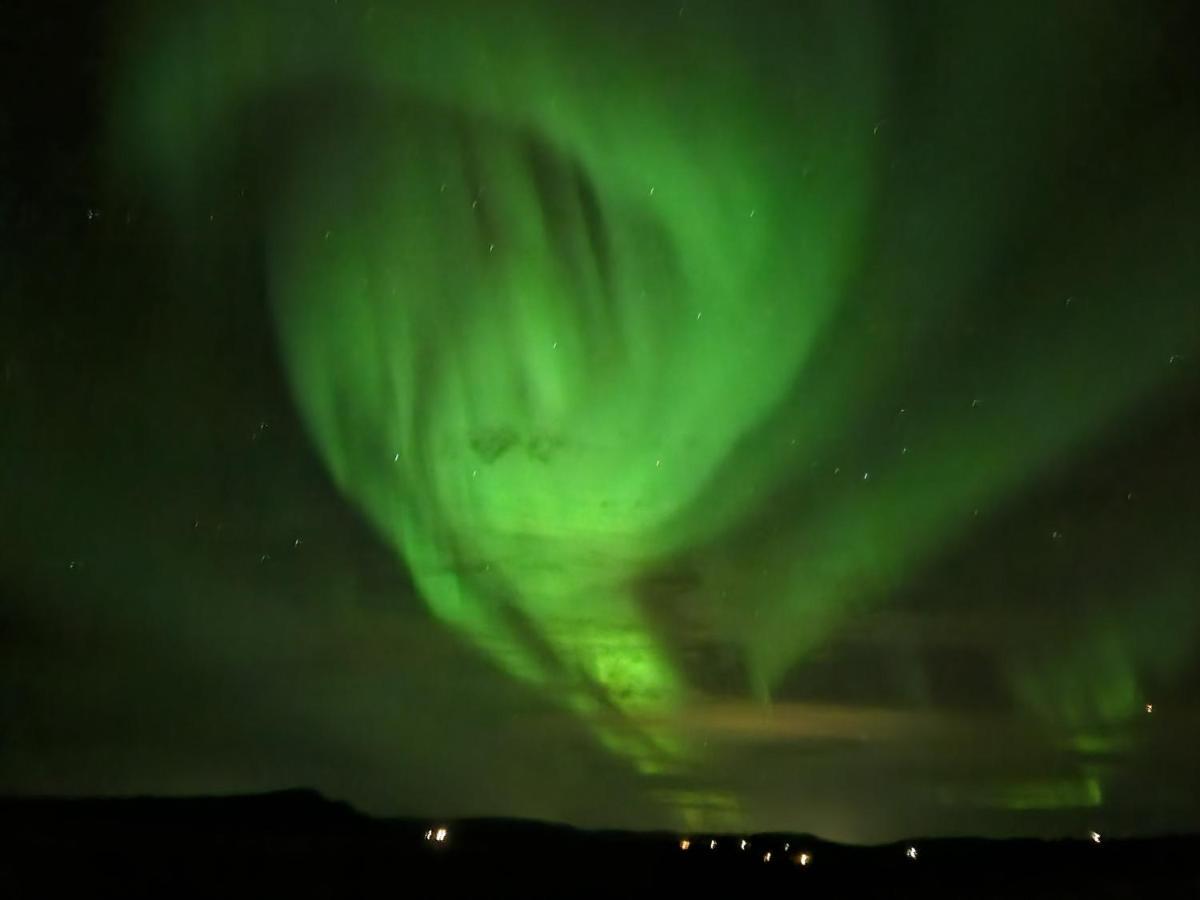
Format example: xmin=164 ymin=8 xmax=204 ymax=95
xmin=105 ymin=0 xmax=1200 ymax=825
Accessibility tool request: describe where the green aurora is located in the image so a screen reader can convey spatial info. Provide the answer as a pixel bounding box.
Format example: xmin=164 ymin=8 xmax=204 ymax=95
xmin=3 ymin=0 xmax=1196 ymax=837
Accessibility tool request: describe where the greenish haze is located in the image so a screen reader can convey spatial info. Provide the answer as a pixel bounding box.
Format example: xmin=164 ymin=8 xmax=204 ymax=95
xmin=106 ymin=0 xmax=1200 ymax=825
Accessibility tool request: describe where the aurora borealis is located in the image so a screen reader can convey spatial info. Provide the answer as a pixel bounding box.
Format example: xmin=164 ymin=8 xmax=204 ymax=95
xmin=2 ymin=0 xmax=1199 ymax=841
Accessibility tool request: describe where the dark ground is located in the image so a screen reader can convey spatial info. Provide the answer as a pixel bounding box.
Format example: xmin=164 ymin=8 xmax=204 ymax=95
xmin=2 ymin=790 xmax=1197 ymax=897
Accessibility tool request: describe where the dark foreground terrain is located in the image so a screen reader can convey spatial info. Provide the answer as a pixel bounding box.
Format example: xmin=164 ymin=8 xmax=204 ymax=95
xmin=1 ymin=790 xmax=1196 ymax=897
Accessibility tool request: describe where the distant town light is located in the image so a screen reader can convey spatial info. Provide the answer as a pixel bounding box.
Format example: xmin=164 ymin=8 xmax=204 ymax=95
xmin=763 ymin=851 xmax=772 ymax=863
xmin=709 ymin=839 xmax=718 ymax=850
xmin=906 ymin=846 xmax=919 ymax=860
xmin=796 ymin=852 xmax=811 ymax=867
xmin=1145 ymin=704 xmax=1154 ymax=714
xmin=740 ymin=839 xmax=749 ymax=851
xmin=680 ymin=838 xmax=691 ymax=851
xmin=1090 ymin=831 xmax=1102 ymax=844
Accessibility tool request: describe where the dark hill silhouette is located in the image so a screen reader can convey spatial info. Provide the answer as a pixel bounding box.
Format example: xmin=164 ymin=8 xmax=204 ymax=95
xmin=1 ymin=790 xmax=1197 ymax=897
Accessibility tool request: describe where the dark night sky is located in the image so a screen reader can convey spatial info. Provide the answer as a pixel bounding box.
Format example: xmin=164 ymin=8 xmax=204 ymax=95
xmin=2 ymin=1 xmax=1199 ymax=842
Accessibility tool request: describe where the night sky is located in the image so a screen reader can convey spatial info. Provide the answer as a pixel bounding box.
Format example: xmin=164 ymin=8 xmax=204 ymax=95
xmin=2 ymin=0 xmax=1199 ymax=843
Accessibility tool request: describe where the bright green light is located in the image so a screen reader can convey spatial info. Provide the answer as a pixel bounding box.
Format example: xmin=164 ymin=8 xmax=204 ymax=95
xmin=109 ymin=0 xmax=1199 ymax=822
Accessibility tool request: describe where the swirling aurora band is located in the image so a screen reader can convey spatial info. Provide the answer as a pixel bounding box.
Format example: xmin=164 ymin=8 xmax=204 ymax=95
xmin=107 ymin=0 xmax=1199 ymax=824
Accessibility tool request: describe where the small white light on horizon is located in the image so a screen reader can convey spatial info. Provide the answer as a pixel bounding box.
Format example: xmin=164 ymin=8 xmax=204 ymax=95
xmin=1090 ymin=831 xmax=1101 ymax=844
xmin=679 ymin=838 xmax=690 ymax=850
xmin=906 ymin=846 xmax=919 ymax=860
xmin=435 ymin=828 xmax=448 ymax=842
xmin=797 ymin=852 xmax=811 ymax=867
xmin=763 ymin=851 xmax=772 ymax=863
xmin=710 ymin=839 xmax=717 ymax=850
xmin=740 ymin=839 xmax=748 ymax=851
